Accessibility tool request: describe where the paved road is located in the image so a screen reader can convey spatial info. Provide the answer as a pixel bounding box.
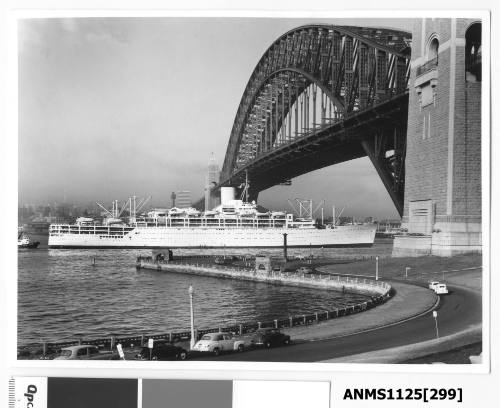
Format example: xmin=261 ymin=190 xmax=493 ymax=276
xmin=194 ymin=284 xmax=481 ymax=362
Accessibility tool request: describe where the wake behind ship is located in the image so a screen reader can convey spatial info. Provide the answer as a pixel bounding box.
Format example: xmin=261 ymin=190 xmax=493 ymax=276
xmin=48 ymin=190 xmax=376 ymax=249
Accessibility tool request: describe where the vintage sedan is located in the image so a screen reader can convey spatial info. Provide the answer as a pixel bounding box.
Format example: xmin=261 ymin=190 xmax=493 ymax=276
xmin=193 ymin=332 xmax=245 ymax=355
xmin=53 ymin=345 xmax=118 ymax=360
xmin=296 ymin=266 xmax=313 ymax=274
xmin=135 ymin=340 xmax=188 ymax=361
xmin=429 ymin=281 xmax=440 ymax=290
xmin=250 ymin=328 xmax=291 ymax=348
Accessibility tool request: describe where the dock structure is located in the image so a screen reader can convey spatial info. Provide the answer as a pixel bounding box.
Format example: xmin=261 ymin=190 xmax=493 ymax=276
xmin=136 ymin=256 xmax=391 ymax=298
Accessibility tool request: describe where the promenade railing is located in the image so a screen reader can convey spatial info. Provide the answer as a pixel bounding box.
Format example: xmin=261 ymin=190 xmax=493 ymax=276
xmin=21 ymin=259 xmax=392 ymax=357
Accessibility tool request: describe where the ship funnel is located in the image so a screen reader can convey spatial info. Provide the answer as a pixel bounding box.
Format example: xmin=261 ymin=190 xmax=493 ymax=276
xmin=221 ymin=187 xmax=236 ymax=205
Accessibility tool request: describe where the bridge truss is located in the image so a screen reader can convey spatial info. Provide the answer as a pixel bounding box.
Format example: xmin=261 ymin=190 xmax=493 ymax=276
xmin=219 ymin=25 xmax=411 ymax=215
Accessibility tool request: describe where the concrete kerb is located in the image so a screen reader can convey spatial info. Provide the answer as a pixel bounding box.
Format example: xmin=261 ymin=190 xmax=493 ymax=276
xmin=321 ymin=324 xmax=482 ymax=364
xmin=313 ymin=279 xmax=481 ymax=363
xmin=134 ymin=260 xmax=443 ymax=347
xmin=296 ymin=289 xmax=440 ymax=343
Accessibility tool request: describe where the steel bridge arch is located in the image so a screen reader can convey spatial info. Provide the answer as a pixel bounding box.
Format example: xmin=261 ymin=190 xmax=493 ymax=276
xmin=219 ymin=24 xmax=411 ymax=215
xmin=272 ymin=67 xmax=345 ymax=110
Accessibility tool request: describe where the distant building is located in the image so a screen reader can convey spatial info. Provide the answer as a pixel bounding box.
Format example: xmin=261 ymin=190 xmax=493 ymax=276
xmin=380 ymin=219 xmax=402 ymax=227
xmin=205 ymin=154 xmax=220 ymax=210
xmin=339 ymin=216 xmax=353 ymax=225
xmin=170 ymin=192 xmax=176 ymax=208
xmin=208 ymin=155 xmax=220 ymax=186
xmin=176 ymin=190 xmax=191 ymax=209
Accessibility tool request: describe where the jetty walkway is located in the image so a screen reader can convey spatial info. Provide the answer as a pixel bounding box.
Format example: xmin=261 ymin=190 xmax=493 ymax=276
xmin=136 ymin=257 xmax=391 ymax=297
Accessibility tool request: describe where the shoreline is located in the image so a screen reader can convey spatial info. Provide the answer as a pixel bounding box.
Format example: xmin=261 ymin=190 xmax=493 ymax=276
xmin=18 ymin=253 xmax=482 ymax=362
xmin=20 ymin=260 xmax=392 ymax=358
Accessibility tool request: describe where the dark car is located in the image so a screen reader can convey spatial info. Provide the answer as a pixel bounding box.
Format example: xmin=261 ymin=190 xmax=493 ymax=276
xmin=135 ymin=341 xmax=188 ymax=361
xmin=250 ymin=328 xmax=291 ymax=348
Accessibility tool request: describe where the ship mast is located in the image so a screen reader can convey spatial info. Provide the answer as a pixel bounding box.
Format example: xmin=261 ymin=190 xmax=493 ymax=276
xmin=240 ymin=171 xmax=250 ymax=202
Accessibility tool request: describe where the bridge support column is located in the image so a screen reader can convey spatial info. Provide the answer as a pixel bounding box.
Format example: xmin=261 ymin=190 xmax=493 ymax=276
xmin=393 ymin=18 xmax=482 ymax=257
xmin=361 ymin=133 xmax=404 ymax=217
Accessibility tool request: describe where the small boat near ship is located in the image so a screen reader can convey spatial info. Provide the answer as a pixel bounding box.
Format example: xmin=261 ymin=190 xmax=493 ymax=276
xmin=18 ymin=232 xmax=40 ymax=249
xmin=375 ymin=225 xmax=404 ymax=238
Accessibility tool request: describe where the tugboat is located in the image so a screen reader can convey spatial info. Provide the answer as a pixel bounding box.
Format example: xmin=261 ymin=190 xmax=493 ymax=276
xmin=18 ymin=232 xmax=40 ymax=249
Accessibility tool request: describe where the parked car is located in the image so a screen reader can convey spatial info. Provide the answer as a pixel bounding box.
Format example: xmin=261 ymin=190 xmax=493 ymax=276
xmin=193 ymin=332 xmax=245 ymax=356
xmin=296 ymin=266 xmax=313 ymax=274
xmin=428 ymin=281 xmax=449 ymax=295
xmin=428 ymin=281 xmax=440 ymax=290
xmin=135 ymin=340 xmax=188 ymax=361
xmin=250 ymin=328 xmax=291 ymax=348
xmin=434 ymin=283 xmax=449 ymax=295
xmin=54 ymin=345 xmax=118 ymax=360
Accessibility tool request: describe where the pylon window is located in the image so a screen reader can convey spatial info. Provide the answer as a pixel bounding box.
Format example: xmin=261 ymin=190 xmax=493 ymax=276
xmin=465 ymin=23 xmax=481 ymax=82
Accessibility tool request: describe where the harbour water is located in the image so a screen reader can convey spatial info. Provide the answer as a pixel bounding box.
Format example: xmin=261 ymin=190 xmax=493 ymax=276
xmin=18 ymin=236 xmax=393 ymax=346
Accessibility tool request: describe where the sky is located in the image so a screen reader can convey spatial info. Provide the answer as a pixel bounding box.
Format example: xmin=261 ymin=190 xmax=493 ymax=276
xmin=18 ymin=17 xmax=415 ymax=219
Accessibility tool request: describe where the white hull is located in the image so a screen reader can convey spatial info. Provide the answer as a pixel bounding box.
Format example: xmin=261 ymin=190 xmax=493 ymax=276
xmin=48 ymin=225 xmax=376 ymax=248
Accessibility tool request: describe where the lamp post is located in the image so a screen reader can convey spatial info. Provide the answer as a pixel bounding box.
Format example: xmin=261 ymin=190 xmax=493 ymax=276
xmin=282 ymin=233 xmax=288 ymax=262
xmin=375 ymin=256 xmax=379 ymax=281
xmin=189 ymin=285 xmax=195 ymax=350
xmin=432 ymin=310 xmax=439 ymax=339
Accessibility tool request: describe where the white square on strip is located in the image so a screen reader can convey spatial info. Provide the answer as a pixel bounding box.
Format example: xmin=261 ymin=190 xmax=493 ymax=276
xmin=11 ymin=377 xmax=47 ymax=408
xmin=233 ymin=380 xmax=330 ymax=408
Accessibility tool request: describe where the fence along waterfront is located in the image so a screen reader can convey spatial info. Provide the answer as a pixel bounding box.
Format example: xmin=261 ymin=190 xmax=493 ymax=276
xmin=27 ymin=269 xmax=391 ymax=356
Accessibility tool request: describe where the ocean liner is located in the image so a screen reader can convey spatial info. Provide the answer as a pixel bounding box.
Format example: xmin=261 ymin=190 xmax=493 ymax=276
xmin=48 ymin=188 xmax=376 ymax=249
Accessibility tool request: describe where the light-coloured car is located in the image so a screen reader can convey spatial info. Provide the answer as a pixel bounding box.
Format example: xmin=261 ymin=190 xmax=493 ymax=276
xmin=434 ymin=283 xmax=449 ymax=295
xmin=54 ymin=345 xmax=117 ymax=360
xmin=193 ymin=332 xmax=245 ymax=356
xmin=428 ymin=281 xmax=440 ymax=291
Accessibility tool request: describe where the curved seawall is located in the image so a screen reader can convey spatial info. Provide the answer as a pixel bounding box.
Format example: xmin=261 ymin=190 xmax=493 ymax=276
xmin=137 ymin=260 xmax=391 ymax=297
xmin=18 ymin=260 xmax=392 ymax=357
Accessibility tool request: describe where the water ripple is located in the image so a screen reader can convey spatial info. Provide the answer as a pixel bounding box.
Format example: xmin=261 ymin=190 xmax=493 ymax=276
xmin=18 ymin=238 xmax=393 ymax=345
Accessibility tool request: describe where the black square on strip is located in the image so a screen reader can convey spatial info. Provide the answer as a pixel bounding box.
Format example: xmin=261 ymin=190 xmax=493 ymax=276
xmin=142 ymin=379 xmax=232 ymax=408
xmin=48 ymin=377 xmax=137 ymax=408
